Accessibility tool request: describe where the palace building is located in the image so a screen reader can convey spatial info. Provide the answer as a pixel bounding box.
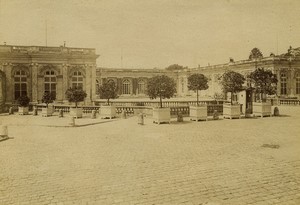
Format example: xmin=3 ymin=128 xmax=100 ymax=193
xmin=96 ymin=47 xmax=300 ymax=100
xmin=0 ymin=44 xmax=98 ymax=112
xmin=1 ymin=44 xmax=300 ymax=113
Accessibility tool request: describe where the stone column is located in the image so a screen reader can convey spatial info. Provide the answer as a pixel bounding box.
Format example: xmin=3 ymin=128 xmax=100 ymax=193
xmin=31 ymin=63 xmax=38 ymax=103
xmin=275 ymin=69 xmax=281 ymax=96
xmin=84 ymin=64 xmax=92 ymax=104
xmin=91 ymin=64 xmax=96 ymax=102
xmin=5 ymin=63 xmax=13 ymax=103
xmin=289 ymin=68 xmax=295 ymax=96
xmin=62 ymin=64 xmax=69 ymax=102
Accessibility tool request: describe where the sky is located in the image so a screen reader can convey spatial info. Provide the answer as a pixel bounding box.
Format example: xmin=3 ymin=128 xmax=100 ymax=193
xmin=0 ymin=0 xmax=300 ymax=69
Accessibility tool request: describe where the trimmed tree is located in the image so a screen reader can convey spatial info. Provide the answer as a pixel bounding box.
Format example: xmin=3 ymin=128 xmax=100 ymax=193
xmin=187 ymin=74 xmax=209 ymax=105
xmin=42 ymin=92 xmax=56 ymax=107
xmin=220 ymin=71 xmax=245 ymax=104
xmin=165 ymin=64 xmax=186 ymax=71
xmin=147 ymin=75 xmax=176 ymax=108
xmin=249 ymin=48 xmax=263 ymax=60
xmin=17 ymin=95 xmax=30 ymax=115
xmin=17 ymin=95 xmax=30 ymax=107
xmin=99 ymin=80 xmax=118 ymax=105
xmin=248 ymin=68 xmax=277 ymax=102
xmin=65 ymin=87 xmax=87 ymax=108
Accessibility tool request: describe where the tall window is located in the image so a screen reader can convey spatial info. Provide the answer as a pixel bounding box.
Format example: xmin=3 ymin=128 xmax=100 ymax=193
xmin=44 ymin=70 xmax=57 ymax=97
xmin=181 ymin=78 xmax=184 ymax=93
xmin=14 ymin=70 xmax=27 ymax=100
xmin=137 ymin=80 xmax=145 ymax=94
xmin=296 ymin=73 xmax=300 ymax=94
xmin=96 ymin=79 xmax=100 ymax=95
xmin=122 ymin=79 xmax=131 ymax=94
xmin=280 ymin=73 xmax=287 ymax=95
xmin=72 ymin=71 xmax=83 ymax=89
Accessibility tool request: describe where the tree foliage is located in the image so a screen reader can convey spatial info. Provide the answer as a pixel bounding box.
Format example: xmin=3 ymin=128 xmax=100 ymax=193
xmin=249 ymin=47 xmax=263 ymax=60
xmin=17 ymin=95 xmax=30 ymax=107
xmin=99 ymin=80 xmax=118 ymax=105
xmin=146 ymin=75 xmax=176 ymax=108
xmin=188 ymin=74 xmax=209 ymax=92
xmin=65 ymin=87 xmax=87 ymax=108
xmin=165 ymin=64 xmax=186 ymax=71
xmin=42 ymin=92 xmax=56 ymax=107
xmin=220 ymin=71 xmax=245 ymax=104
xmin=248 ymin=68 xmax=277 ymax=101
xmin=187 ymin=74 xmax=209 ymax=105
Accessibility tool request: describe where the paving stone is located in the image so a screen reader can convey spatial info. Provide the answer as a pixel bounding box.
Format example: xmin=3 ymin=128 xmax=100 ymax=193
xmin=0 ymin=106 xmax=299 ymax=204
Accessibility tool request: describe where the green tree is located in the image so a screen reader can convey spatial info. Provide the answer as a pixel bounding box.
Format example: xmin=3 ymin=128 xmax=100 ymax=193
xmin=220 ymin=71 xmax=245 ymax=104
xmin=99 ymin=80 xmax=118 ymax=105
xmin=147 ymin=75 xmax=176 ymax=108
xmin=248 ymin=68 xmax=278 ymax=102
xmin=42 ymin=92 xmax=56 ymax=107
xmin=187 ymin=74 xmax=209 ymax=105
xmin=65 ymin=87 xmax=87 ymax=108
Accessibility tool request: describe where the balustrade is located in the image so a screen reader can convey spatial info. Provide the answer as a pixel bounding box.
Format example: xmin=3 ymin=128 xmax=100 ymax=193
xmin=279 ymin=99 xmax=300 ymax=105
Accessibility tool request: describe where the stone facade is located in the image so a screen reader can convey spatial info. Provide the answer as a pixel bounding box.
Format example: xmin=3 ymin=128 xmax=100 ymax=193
xmin=0 ymin=45 xmax=99 ymax=110
xmin=96 ymin=68 xmax=178 ymax=99
xmin=96 ymin=47 xmax=300 ymax=100
xmin=1 ymin=44 xmax=299 ymax=113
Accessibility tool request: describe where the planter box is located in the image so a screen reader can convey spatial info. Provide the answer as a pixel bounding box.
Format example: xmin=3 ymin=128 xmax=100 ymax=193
xmin=223 ymin=103 xmax=241 ymax=119
xmin=69 ymin=108 xmax=83 ymax=118
xmin=42 ymin=107 xmax=52 ymax=117
xmin=100 ymin=105 xmax=116 ymax=119
xmin=253 ymin=102 xmax=272 ymax=118
xmin=18 ymin=106 xmax=29 ymax=115
xmin=153 ymin=107 xmax=171 ymax=124
xmin=190 ymin=105 xmax=207 ymax=121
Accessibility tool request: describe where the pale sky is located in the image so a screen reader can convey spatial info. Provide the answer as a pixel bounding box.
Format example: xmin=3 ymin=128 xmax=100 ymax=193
xmin=0 ymin=0 xmax=300 ymax=69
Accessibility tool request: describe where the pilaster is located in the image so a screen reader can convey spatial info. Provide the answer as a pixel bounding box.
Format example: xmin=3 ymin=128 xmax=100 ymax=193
xmin=84 ymin=64 xmax=92 ymax=103
xmin=91 ymin=64 xmax=97 ymax=101
xmin=4 ymin=63 xmax=12 ymax=103
xmin=30 ymin=63 xmax=38 ymax=103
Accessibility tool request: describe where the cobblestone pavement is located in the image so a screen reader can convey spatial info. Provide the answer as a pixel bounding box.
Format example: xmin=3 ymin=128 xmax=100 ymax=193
xmin=0 ymin=106 xmax=300 ymax=205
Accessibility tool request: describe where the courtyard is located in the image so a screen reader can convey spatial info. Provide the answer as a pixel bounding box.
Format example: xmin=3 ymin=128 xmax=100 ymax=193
xmin=0 ymin=106 xmax=300 ymax=205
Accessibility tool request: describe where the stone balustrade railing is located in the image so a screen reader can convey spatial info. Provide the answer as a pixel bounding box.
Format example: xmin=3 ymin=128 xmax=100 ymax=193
xmin=94 ymin=99 xmax=224 ymax=107
xmin=279 ymin=98 xmax=300 ymax=105
xmin=30 ymin=104 xmax=224 ymax=117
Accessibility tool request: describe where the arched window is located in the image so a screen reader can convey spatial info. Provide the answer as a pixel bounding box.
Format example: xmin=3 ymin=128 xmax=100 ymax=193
xmin=296 ymin=73 xmax=300 ymax=94
xmin=137 ymin=80 xmax=145 ymax=94
xmin=72 ymin=71 xmax=83 ymax=89
xmin=122 ymin=79 xmax=131 ymax=95
xmin=280 ymin=73 xmax=287 ymax=95
xmin=44 ymin=70 xmax=56 ymax=97
xmin=14 ymin=70 xmax=27 ymax=100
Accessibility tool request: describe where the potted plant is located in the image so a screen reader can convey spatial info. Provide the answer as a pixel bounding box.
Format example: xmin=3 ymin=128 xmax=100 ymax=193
xmin=98 ymin=80 xmax=118 ymax=119
xmin=248 ymin=68 xmax=277 ymax=117
xmin=41 ymin=92 xmax=56 ymax=117
xmin=65 ymin=87 xmax=87 ymax=118
xmin=187 ymin=73 xmax=209 ymax=121
xmin=220 ymin=70 xmax=245 ymax=119
xmin=17 ymin=95 xmax=30 ymax=115
xmin=147 ymin=75 xmax=176 ymax=124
